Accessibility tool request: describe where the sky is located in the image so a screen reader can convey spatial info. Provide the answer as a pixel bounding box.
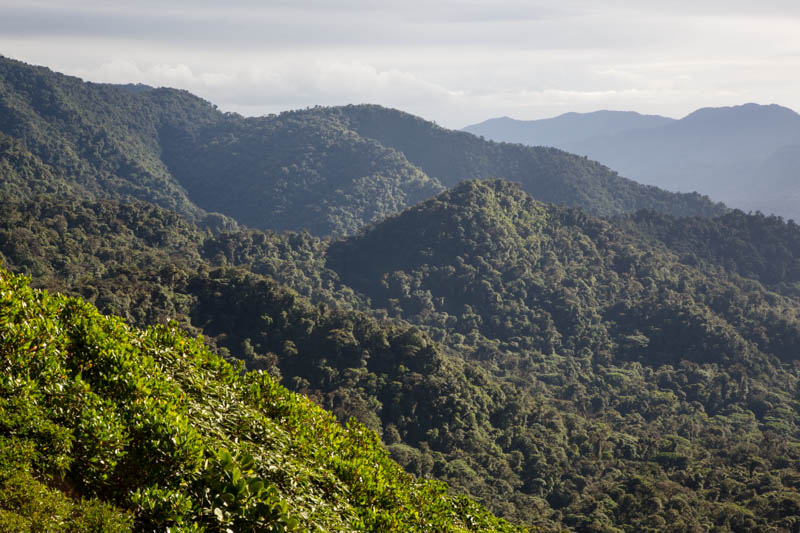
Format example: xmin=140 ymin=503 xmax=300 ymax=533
xmin=1 ymin=0 xmax=799 ymax=128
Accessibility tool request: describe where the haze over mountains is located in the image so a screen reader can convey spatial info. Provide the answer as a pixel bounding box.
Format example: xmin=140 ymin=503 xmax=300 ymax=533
xmin=465 ymin=104 xmax=800 ymax=221
xmin=463 ymin=111 xmax=676 ymax=147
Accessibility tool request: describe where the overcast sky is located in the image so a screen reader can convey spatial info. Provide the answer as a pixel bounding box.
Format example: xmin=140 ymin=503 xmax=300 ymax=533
xmin=2 ymin=0 xmax=799 ymax=127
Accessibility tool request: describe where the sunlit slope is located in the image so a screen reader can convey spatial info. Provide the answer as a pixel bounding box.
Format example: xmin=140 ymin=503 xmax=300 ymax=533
xmin=0 ymin=267 xmax=523 ymax=532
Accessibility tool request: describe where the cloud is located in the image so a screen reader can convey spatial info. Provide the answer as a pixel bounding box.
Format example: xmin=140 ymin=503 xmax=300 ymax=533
xmin=69 ymin=57 xmax=457 ymax=114
xmin=1 ymin=0 xmax=799 ymax=126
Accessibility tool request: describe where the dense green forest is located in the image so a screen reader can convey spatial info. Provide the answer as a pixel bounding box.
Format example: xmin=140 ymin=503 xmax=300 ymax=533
xmin=3 ymin=184 xmax=800 ymax=531
xmin=620 ymin=209 xmax=800 ymax=297
xmin=324 ymin=105 xmax=727 ymax=218
xmin=0 ymin=55 xmax=724 ymax=237
xmin=0 ymin=267 xmax=521 ymax=531
xmin=4 ymin=55 xmax=800 ymax=532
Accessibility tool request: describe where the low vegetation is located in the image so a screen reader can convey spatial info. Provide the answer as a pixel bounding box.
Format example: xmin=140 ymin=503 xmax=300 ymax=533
xmin=0 ymin=267 xmax=520 ymax=531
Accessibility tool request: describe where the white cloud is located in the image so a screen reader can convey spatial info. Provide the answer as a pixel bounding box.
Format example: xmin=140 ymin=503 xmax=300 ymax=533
xmin=0 ymin=0 xmax=799 ymax=127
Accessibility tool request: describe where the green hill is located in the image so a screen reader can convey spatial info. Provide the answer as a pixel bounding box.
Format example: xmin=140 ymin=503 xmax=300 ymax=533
xmin=4 ymin=187 xmax=800 ymax=531
xmin=158 ymin=108 xmax=443 ymax=236
xmin=0 ymin=266 xmax=521 ymax=532
xmin=0 ymin=56 xmax=212 ymax=218
xmin=327 ymin=180 xmax=800 ymax=531
xmin=1 ymin=56 xmax=724 ymax=238
xmin=0 ymin=55 xmax=441 ymax=236
xmin=328 ymin=180 xmax=800 ymax=367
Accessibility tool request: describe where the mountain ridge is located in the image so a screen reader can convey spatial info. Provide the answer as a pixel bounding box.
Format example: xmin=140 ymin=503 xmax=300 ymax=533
xmin=0 ymin=55 xmax=725 ymax=238
xmin=464 ymin=110 xmax=675 ymax=146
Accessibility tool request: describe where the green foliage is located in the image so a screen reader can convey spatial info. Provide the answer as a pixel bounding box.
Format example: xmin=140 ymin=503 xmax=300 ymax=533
xmin=3 ymin=181 xmax=800 ymax=530
xmin=0 ymin=267 xmax=520 ymax=531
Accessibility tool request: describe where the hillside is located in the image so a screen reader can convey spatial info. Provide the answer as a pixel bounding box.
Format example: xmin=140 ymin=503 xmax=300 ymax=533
xmin=325 ymin=105 xmax=725 ymax=218
xmin=619 ymin=209 xmax=800 ymax=297
xmin=0 ymin=193 xmax=557 ymax=526
xmin=464 ymin=104 xmax=800 ymax=221
xmin=4 ymin=187 xmax=800 ymax=530
xmin=159 ymin=108 xmax=444 ymax=236
xmin=0 ymin=56 xmax=213 ymax=219
xmin=329 ymin=180 xmax=800 ymax=368
xmin=0 ymin=56 xmax=724 ymax=239
xmin=0 ymin=266 xmax=520 ymax=532
xmin=328 ymin=180 xmax=800 ymax=531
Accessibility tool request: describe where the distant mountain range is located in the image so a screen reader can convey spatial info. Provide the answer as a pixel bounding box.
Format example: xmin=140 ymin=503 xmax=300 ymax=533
xmin=463 ymin=110 xmax=675 ymax=147
xmin=0 ymin=55 xmax=723 ymax=238
xmin=465 ymin=104 xmax=800 ymax=220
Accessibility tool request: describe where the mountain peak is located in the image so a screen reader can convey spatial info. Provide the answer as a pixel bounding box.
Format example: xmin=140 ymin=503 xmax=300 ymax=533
xmin=327 ymin=179 xmax=548 ymax=281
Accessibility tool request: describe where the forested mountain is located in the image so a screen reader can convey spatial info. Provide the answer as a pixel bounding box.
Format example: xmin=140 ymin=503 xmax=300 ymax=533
xmin=464 ymin=104 xmax=800 ymax=221
xmin=329 ymin=180 xmax=800 ymax=370
xmin=620 ymin=209 xmax=800 ymax=297
xmin=0 ymin=267 xmax=519 ymax=532
xmin=323 ymin=105 xmax=724 ymax=218
xmin=0 ymin=56 xmax=213 ymax=218
xmin=5 ymin=55 xmax=800 ymax=532
xmin=463 ymin=111 xmax=674 ymax=147
xmin=0 ymin=55 xmax=724 ymax=238
xmin=327 ymin=181 xmax=800 ymax=530
xmin=159 ymin=108 xmax=443 ymax=236
xmin=3 ymin=184 xmax=800 ymax=531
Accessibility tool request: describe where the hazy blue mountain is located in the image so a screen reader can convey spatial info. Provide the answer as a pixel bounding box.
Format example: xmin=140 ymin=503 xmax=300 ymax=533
xmin=463 ymin=110 xmax=674 ymax=146
xmin=466 ymin=103 xmax=800 ymax=221
xmin=738 ymin=144 xmax=800 ymax=216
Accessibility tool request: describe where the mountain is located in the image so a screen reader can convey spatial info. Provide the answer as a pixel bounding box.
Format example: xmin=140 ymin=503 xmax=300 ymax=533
xmin=329 ymin=180 xmax=800 ymax=367
xmin=463 ymin=110 xmax=674 ymax=146
xmin=737 ymin=144 xmax=800 ymax=217
xmin=4 ymin=184 xmax=800 ymax=530
xmin=323 ymin=105 xmax=724 ymax=218
xmin=159 ymin=107 xmax=444 ymax=236
xmin=0 ymin=55 xmax=441 ymax=236
xmin=328 ymin=180 xmax=800 ymax=531
xmin=0 ymin=55 xmax=724 ymax=239
xmin=7 ymin=54 xmax=800 ymax=531
xmin=465 ymin=104 xmax=800 ymax=221
xmin=0 ymin=266 xmax=520 ymax=532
